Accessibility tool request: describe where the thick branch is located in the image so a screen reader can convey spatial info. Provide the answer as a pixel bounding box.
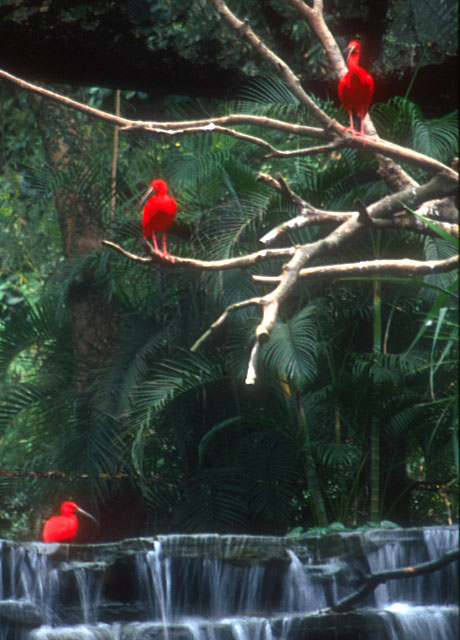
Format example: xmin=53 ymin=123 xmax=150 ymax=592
xmin=368 ymin=172 xmax=458 ymax=219
xmin=286 ymin=0 xmax=431 ymax=191
xmin=328 ymin=549 xmax=459 ymax=613
xmin=287 ymin=0 xmax=346 ymax=78
xmin=258 ymin=172 xmax=458 ymax=245
xmin=264 ymin=136 xmax=457 ymax=177
xmin=208 ymin=0 xmax=340 ymax=133
xmin=105 ymin=171 xmax=457 ymax=385
xmin=253 ymin=255 xmax=459 ymax=283
xmin=242 ymin=171 xmax=457 ymax=382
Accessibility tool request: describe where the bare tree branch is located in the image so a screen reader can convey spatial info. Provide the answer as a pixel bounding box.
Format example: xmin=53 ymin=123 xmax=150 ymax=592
xmin=286 ymin=0 xmax=431 ymax=192
xmin=242 ymin=172 xmax=457 ymax=382
xmin=287 ymin=0 xmax=347 ymax=78
xmin=208 ymin=0 xmax=338 ymax=133
xmin=253 ymin=255 xmax=459 ymax=283
xmin=328 ymin=549 xmax=460 ymax=613
xmin=104 ymin=169 xmax=457 ymax=384
xmin=0 ymin=68 xmax=323 ymax=138
xmin=102 ymin=240 xmax=294 ymax=268
xmin=264 ymin=134 xmax=456 ymax=176
xmin=246 ymin=340 xmax=263 ymax=385
xmin=258 ymin=172 xmax=458 ymax=246
xmin=190 ymin=297 xmax=264 ymax=353
xmin=122 ymin=122 xmax=292 ymax=155
xmin=0 ymin=66 xmax=456 ymax=177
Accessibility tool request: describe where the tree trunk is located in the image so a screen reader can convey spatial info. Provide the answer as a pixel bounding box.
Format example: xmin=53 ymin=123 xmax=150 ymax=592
xmin=30 ymin=93 xmax=116 ymax=394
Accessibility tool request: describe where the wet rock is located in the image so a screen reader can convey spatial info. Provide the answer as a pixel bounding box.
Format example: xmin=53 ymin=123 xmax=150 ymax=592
xmin=0 ymin=598 xmax=42 ymax=626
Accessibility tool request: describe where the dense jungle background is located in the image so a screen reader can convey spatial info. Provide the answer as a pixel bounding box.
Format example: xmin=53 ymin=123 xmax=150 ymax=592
xmin=0 ymin=0 xmax=458 ymax=541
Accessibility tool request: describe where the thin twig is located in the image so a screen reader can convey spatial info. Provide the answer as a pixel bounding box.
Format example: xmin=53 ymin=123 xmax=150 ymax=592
xmin=190 ymin=297 xmax=264 ymax=352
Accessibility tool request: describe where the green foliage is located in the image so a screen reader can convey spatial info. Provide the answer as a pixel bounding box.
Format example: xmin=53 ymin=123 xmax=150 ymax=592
xmin=285 ymin=519 xmax=400 ymax=538
xmin=372 ymin=97 xmax=458 ymax=164
xmin=0 ymin=72 xmax=457 ymax=539
xmin=383 ymin=0 xmax=458 ymax=72
xmin=261 ymin=302 xmax=323 ymax=389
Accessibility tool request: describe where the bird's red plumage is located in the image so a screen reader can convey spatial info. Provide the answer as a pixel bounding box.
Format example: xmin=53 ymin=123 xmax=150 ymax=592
xmin=338 ymin=41 xmax=374 ymax=137
xmin=141 ymin=178 xmax=177 ymax=260
xmin=42 ymin=501 xmax=79 ymax=543
xmin=42 ymin=501 xmax=97 ymax=543
xmin=142 ymin=179 xmax=177 ymax=238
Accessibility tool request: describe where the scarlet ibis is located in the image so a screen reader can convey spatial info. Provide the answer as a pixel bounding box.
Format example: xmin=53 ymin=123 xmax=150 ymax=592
xmin=42 ymin=501 xmax=98 ymax=543
xmin=141 ymin=178 xmax=178 ymax=261
xmin=338 ymin=40 xmax=374 ymax=139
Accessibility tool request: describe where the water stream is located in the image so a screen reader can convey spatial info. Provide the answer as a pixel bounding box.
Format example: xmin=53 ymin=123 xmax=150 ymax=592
xmin=0 ymin=526 xmax=457 ymax=639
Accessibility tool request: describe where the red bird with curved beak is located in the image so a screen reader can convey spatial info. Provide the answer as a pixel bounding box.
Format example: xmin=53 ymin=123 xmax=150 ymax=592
xmin=338 ymin=40 xmax=374 ymax=140
xmin=42 ymin=501 xmax=98 ymax=543
xmin=141 ymin=178 xmax=178 ymax=261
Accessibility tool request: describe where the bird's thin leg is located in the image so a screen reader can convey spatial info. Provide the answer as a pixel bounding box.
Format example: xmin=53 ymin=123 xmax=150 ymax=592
xmin=359 ymin=116 xmax=367 ymax=144
xmin=152 ymin=233 xmax=160 ymax=252
xmin=343 ymin=111 xmax=358 ymax=137
xmin=162 ymin=233 xmax=174 ymax=262
xmin=349 ymin=111 xmax=356 ymax=136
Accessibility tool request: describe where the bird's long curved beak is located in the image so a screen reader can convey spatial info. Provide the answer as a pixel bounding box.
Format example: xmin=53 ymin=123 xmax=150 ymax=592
xmin=76 ymin=506 xmax=99 ymax=526
xmin=140 ymin=186 xmax=155 ymax=207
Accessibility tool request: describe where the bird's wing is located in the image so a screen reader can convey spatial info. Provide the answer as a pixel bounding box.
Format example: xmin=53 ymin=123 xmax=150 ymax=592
xmin=359 ymin=71 xmax=374 ymax=113
xmin=338 ymin=73 xmax=352 ymax=109
xmin=363 ymin=71 xmax=374 ymax=98
xmin=43 ymin=516 xmax=76 ymax=542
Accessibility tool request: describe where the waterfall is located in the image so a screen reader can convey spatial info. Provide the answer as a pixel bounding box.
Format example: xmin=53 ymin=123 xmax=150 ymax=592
xmin=0 ymin=526 xmax=457 ymax=640
xmin=73 ymin=565 xmax=104 ymax=624
xmin=136 ymin=541 xmax=172 ymax=638
xmin=381 ymin=603 xmax=459 ymax=640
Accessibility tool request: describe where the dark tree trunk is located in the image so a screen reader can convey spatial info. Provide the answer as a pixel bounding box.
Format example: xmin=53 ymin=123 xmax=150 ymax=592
xmin=31 ymin=93 xmax=116 ymax=393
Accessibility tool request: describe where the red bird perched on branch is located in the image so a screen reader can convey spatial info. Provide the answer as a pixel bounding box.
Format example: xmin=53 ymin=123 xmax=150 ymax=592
xmin=338 ymin=40 xmax=374 ymax=139
xmin=141 ymin=178 xmax=178 ymax=261
xmin=42 ymin=501 xmax=98 ymax=543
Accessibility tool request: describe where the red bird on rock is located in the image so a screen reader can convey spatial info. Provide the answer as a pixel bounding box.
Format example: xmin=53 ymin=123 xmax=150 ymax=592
xmin=338 ymin=40 xmax=374 ymax=139
xmin=42 ymin=501 xmax=98 ymax=543
xmin=141 ymin=178 xmax=178 ymax=261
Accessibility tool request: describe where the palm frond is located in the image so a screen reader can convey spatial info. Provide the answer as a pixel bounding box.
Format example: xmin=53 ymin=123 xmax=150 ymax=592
xmin=352 ymin=351 xmax=427 ymax=383
xmin=0 ymin=298 xmax=67 ymax=377
xmin=261 ymin=302 xmax=324 ymax=389
xmin=314 ymin=441 xmax=361 ymax=469
xmin=372 ymin=97 xmax=458 ymax=162
xmin=171 ymin=467 xmax=248 ymax=533
xmin=132 ymin=350 xmax=226 ymax=415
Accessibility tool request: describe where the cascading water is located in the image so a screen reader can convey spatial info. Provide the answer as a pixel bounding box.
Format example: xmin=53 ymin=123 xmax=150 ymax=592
xmin=0 ymin=526 xmax=457 ymax=640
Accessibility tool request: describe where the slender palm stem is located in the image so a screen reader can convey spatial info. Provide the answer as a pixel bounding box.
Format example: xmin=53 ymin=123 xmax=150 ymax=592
xmin=296 ymin=392 xmax=328 ymax=526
